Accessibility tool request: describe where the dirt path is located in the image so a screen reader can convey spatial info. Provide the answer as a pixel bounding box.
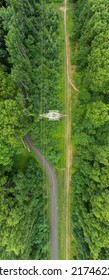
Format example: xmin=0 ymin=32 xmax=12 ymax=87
xmin=64 ymin=1 xmax=78 ymax=92
xmin=64 ymin=0 xmax=78 ymax=259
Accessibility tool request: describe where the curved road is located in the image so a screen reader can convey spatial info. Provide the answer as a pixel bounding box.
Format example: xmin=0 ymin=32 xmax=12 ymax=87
xmin=23 ymin=135 xmax=58 ymax=260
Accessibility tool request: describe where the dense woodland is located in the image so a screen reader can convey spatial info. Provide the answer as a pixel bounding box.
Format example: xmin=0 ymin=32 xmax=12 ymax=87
xmin=0 ymin=153 xmax=49 ymax=259
xmin=72 ymin=0 xmax=109 ymax=259
xmin=0 ymin=0 xmax=61 ymax=259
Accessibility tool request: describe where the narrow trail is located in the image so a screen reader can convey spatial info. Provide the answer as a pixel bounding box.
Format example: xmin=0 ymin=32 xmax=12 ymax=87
xmin=64 ymin=0 xmax=78 ymax=259
xmin=64 ymin=1 xmax=79 ymax=93
xmin=64 ymin=0 xmax=71 ymax=259
xmin=23 ymin=135 xmax=58 ymax=260
xmin=57 ymin=3 xmax=79 ymax=94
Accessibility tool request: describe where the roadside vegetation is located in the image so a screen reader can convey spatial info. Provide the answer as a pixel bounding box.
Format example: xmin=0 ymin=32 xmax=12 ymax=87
xmin=71 ymin=0 xmax=109 ymax=259
xmin=0 ymin=152 xmax=49 ymax=259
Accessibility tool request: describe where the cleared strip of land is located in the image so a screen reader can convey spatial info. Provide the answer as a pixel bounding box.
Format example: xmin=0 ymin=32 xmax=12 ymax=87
xmin=64 ymin=0 xmax=78 ymax=259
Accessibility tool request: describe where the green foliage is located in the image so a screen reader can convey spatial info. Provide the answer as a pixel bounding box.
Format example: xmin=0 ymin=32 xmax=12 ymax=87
xmin=1 ymin=1 xmax=63 ymax=169
xmin=72 ymin=0 xmax=109 ymax=260
xmin=0 ymin=154 xmax=49 ymax=259
xmin=0 ymin=0 xmax=64 ymax=260
xmin=0 ymin=0 xmax=9 ymax=67
xmin=0 ymin=0 xmax=60 ymax=260
xmin=0 ymin=67 xmax=29 ymax=166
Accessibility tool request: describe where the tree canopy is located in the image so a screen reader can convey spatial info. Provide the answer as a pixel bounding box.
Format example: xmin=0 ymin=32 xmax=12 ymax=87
xmin=72 ymin=0 xmax=109 ymax=260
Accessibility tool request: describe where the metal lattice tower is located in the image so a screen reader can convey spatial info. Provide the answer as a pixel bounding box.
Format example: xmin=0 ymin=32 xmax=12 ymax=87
xmin=40 ymin=110 xmax=67 ymax=121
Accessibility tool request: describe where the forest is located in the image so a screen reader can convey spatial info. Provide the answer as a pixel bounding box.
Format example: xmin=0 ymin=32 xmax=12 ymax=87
xmin=72 ymin=0 xmax=109 ymax=259
xmin=1 ymin=0 xmax=108 ymax=261
xmin=0 ymin=0 xmax=62 ymax=259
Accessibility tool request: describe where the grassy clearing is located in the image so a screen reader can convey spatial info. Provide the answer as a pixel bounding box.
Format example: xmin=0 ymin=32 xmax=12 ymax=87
xmin=49 ymin=8 xmax=66 ymax=169
xmin=48 ymin=1 xmax=63 ymax=7
xmin=67 ymin=2 xmax=77 ymax=56
xmin=58 ymin=169 xmax=66 ymax=259
xmin=67 ymin=1 xmax=79 ymax=259
xmin=56 ymin=8 xmax=67 ymax=260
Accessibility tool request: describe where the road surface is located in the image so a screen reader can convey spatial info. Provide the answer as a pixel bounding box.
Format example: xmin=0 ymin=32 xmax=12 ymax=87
xmin=23 ymin=135 xmax=58 ymax=260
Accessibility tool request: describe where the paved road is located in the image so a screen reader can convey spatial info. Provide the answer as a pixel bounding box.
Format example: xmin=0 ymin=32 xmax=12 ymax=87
xmin=23 ymin=135 xmax=58 ymax=260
